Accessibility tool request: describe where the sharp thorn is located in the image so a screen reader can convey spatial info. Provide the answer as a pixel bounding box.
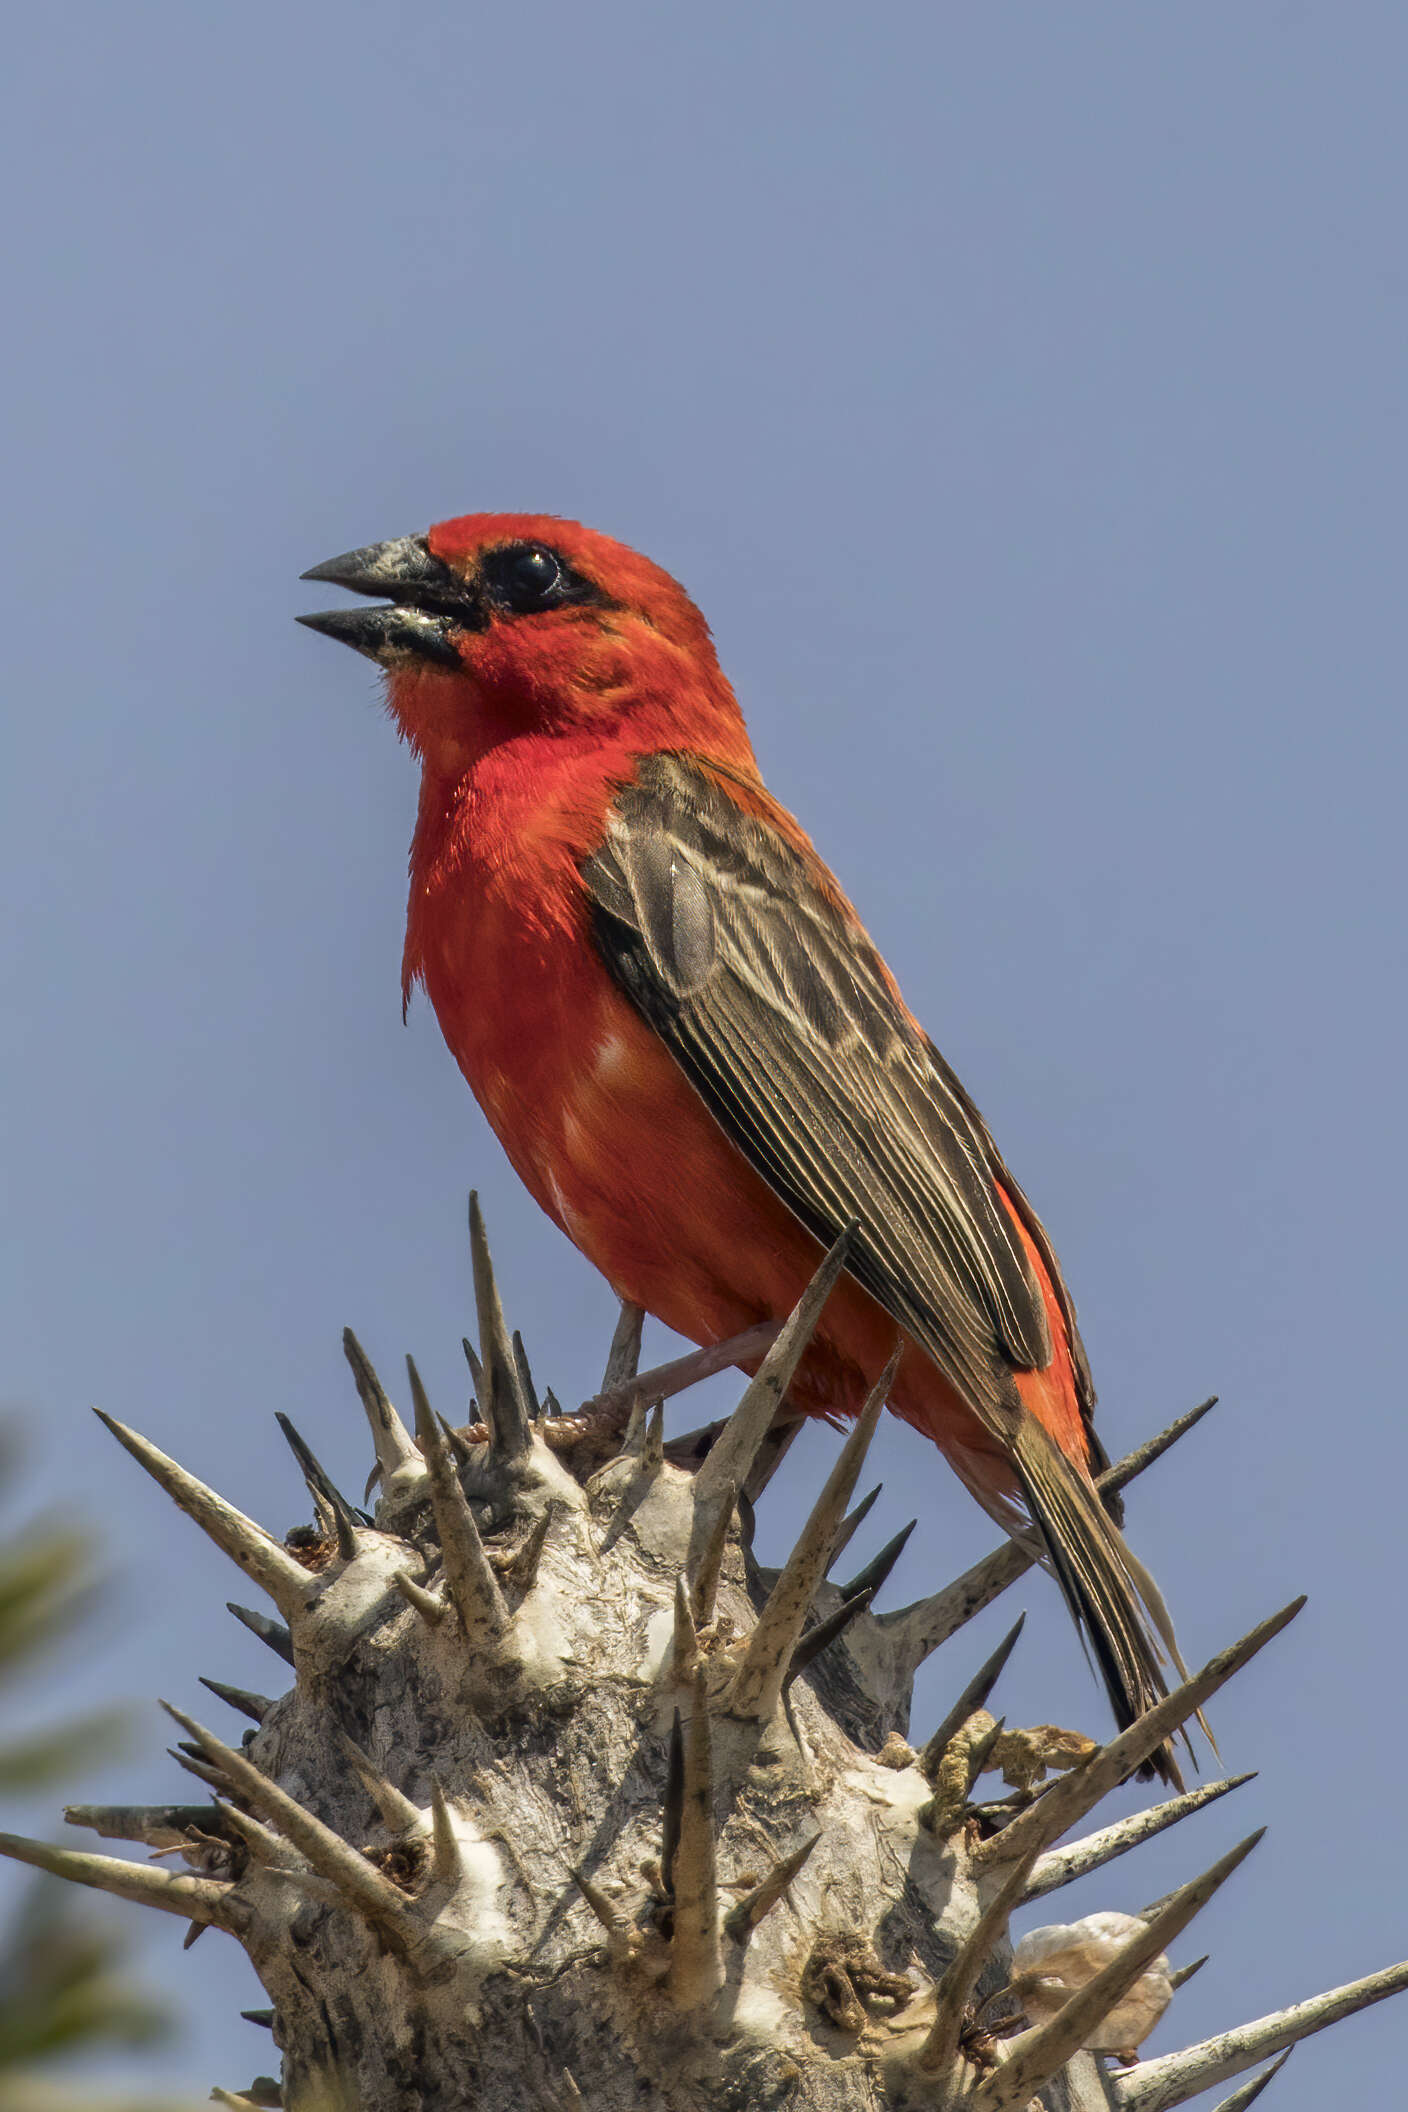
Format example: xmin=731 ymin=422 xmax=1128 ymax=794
xmin=979 ymin=1601 xmax=1305 ymax=1869
xmin=826 ymin=1481 xmax=882 ymax=1574
xmin=64 ymin=1803 xmax=227 ymax=1849
xmin=242 ymin=2010 xmax=276 ymax=2029
xmin=690 ymin=1226 xmax=858 ymax=1520
xmin=914 ymin=1839 xmax=1047 ymax=2074
xmin=161 ymin=1703 xmax=420 ymax=1942
xmin=429 ymin=1778 xmax=462 ymax=1885
xmin=787 ymin=1584 xmax=876 ymax=1686
xmin=0 ymin=1828 xmax=243 ymax=1931
xmin=215 ymin=1798 xmax=308 ymax=1873
xmin=434 ymin=1411 xmax=477 ymax=1476
xmin=687 ymin=1475 xmax=736 ymax=1628
xmin=964 ymin=1713 xmax=1006 ymax=1790
xmin=343 ymin=1328 xmax=418 ymax=1484
xmin=972 ymin=1832 xmax=1265 ymax=2109
xmin=1170 ymin=1955 xmax=1210 ymax=1991
xmin=725 ymin=1829 xmax=821 ymax=1939
xmin=667 ymin=1672 xmax=721 ymax=2008
xmin=199 ymin=1678 xmax=274 ymax=1726
xmin=226 ymin=1604 xmax=295 ymax=1665
xmin=462 ymin=1334 xmax=484 ymax=1400
xmin=620 ymin=1395 xmax=649 ymax=1458
xmin=671 ymin=1575 xmax=698 ymax=1685
xmin=170 ymin=1748 xmax=230 ymax=1793
xmin=506 ymin=1506 xmax=554 ymax=1594
xmin=880 ymin=1401 xmax=1221 ymax=1669
xmin=661 ymin=1709 xmax=684 ymax=1897
xmin=743 ymin=1414 xmax=803 ymax=1503
xmin=572 ymin=1868 xmax=635 ymax=1961
xmin=1204 ymin=2051 xmax=1295 ymax=2112
xmin=274 ymin=1414 xmax=359 ymax=1561
xmin=543 ymin=1387 xmax=562 ymax=1419
xmin=93 ymin=1411 xmax=312 ymax=1621
xmin=919 ymin=1616 xmax=1027 ymax=1783
xmin=878 ymin=1542 xmax=1032 ymax=1673
xmin=392 ymin=1570 xmax=447 ymax=1625
xmin=1023 ymin=1774 xmax=1257 ymax=1902
xmin=839 ymin=1516 xmax=917 ymax=1606
xmin=406 ymin=1358 xmax=512 ymax=1647
xmin=1111 ymin=1960 xmax=1408 ymax=2111
xmin=468 ymin=1191 xmax=533 ymax=1460
xmin=641 ymin=1400 xmax=665 ymax=1474
xmin=602 ymin=1299 xmax=645 ymax=1391
xmin=729 ymin=1355 xmax=893 ymax=1718
xmin=335 ymin=1731 xmax=424 ymax=1834
xmin=511 ymin=1329 xmax=542 ymax=1420
xmin=1100 ymin=1398 xmax=1219 ymax=1500
xmin=585 ymin=1322 xmax=780 ymax=1434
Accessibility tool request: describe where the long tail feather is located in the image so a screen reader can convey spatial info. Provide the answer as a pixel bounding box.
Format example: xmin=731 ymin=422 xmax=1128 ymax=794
xmin=1012 ymin=1417 xmax=1188 ymax=1785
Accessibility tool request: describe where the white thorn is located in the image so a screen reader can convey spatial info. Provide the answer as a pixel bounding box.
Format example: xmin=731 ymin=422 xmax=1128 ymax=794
xmin=728 ymin=1353 xmax=893 ymax=1719
xmin=406 ymin=1360 xmax=513 ymax=1649
xmin=468 ymin=1192 xmax=533 ymax=1460
xmin=429 ymin=1778 xmax=463 ymax=1886
xmin=392 ymin=1570 xmax=447 ymax=1625
xmin=1023 ymin=1774 xmax=1257 ymax=1901
xmin=0 ymin=1828 xmax=244 ymax=1931
xmin=342 ymin=1329 xmax=419 ymax=1481
xmin=690 ymin=1226 xmax=856 ymax=1521
xmin=619 ymin=1395 xmax=649 ymax=1458
xmin=1112 ymin=1959 xmax=1408 ymax=2111
xmin=573 ymin=1868 xmax=637 ymax=1964
xmin=160 ymin=1703 xmax=421 ymax=1945
xmin=667 ymin=1674 xmax=721 ymax=2009
xmin=64 ymin=1803 xmax=214 ymax=1850
xmin=671 ymin=1575 xmax=698 ymax=1685
xmin=602 ymin=1299 xmax=645 ymax=1391
xmin=94 ymin=1411 xmax=312 ymax=1622
xmin=336 ymin=1731 xmax=424 ymax=1834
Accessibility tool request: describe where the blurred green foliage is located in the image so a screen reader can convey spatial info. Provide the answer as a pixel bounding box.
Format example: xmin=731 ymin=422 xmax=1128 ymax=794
xmin=0 ymin=1424 xmax=193 ymax=2112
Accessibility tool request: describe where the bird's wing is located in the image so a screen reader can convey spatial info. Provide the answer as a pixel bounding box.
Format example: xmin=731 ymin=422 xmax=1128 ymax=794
xmin=581 ymin=751 xmax=1075 ymax=1441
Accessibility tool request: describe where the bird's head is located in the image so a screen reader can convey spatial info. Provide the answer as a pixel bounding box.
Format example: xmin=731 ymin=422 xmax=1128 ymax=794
xmin=299 ymin=512 xmax=748 ymax=776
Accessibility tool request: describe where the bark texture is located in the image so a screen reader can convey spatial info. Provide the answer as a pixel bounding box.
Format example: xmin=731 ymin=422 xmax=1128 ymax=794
xmin=6 ymin=1225 xmax=1405 ymax=2112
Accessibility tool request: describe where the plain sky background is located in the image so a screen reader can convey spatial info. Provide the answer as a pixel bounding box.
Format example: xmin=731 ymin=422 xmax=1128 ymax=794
xmin=2 ymin=5 xmax=1405 ymax=2105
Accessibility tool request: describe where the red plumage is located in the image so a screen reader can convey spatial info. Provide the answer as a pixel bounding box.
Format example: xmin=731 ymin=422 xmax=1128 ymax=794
xmin=300 ymin=510 xmax=1186 ymax=1759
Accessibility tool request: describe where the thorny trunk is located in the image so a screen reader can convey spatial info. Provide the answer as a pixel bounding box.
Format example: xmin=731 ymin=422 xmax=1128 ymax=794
xmin=6 ymin=1211 xmax=1406 ymax=2111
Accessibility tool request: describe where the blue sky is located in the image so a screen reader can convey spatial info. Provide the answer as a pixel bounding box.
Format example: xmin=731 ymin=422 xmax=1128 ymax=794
xmin=2 ymin=5 xmax=1404 ymax=2103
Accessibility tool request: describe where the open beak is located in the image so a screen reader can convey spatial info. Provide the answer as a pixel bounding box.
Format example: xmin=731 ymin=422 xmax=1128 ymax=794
xmin=297 ymin=535 xmax=485 ymax=666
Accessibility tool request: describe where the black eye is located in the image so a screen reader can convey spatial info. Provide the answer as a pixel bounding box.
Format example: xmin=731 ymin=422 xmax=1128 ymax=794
xmin=482 ymin=541 xmax=606 ymax=618
xmin=500 ymin=545 xmax=561 ymax=609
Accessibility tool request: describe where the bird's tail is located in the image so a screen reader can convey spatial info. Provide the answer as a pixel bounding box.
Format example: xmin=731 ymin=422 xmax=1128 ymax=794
xmin=1011 ymin=1415 xmax=1191 ymax=1786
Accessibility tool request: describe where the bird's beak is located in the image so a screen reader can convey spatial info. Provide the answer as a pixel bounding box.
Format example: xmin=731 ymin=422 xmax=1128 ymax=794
xmin=297 ymin=535 xmax=485 ymax=666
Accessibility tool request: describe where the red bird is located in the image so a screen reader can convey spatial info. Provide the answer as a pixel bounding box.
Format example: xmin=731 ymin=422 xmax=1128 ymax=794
xmin=300 ymin=512 xmax=1183 ymax=1745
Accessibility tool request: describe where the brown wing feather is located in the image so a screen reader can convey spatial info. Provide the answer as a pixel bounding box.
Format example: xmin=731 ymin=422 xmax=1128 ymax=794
xmin=583 ymin=752 xmax=1055 ymax=1437
xmin=583 ymin=753 xmax=1185 ymax=1773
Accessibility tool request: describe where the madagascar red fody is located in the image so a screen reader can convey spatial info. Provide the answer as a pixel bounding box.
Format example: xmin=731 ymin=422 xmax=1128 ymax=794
xmin=300 ymin=511 xmax=1188 ymax=1768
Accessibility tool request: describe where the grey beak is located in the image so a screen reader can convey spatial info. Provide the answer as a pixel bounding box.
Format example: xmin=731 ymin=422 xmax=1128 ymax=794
xmin=298 ymin=533 xmax=486 ymax=664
